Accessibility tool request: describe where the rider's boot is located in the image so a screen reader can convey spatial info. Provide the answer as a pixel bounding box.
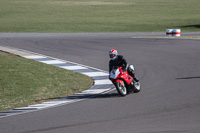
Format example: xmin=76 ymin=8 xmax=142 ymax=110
xmin=130 ymin=71 xmax=139 ymax=82
xmin=133 ymin=74 xmax=139 ymax=82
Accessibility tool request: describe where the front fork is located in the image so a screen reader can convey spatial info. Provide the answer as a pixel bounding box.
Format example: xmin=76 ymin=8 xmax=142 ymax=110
xmin=119 ymin=80 xmax=124 ymax=87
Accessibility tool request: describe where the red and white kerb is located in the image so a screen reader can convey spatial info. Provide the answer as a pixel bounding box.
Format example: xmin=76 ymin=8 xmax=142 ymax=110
xmin=166 ymin=29 xmax=181 ymax=37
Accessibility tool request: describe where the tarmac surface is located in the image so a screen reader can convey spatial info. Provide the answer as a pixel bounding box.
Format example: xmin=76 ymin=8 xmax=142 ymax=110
xmin=0 ymin=33 xmax=200 ymax=133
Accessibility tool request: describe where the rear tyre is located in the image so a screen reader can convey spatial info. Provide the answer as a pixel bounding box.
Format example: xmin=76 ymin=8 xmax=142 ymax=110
xmin=115 ymin=81 xmax=127 ymax=96
xmin=134 ymin=82 xmax=141 ymax=93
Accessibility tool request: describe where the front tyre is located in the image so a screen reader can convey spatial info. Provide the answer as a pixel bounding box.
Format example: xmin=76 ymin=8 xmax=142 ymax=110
xmin=115 ymin=81 xmax=127 ymax=96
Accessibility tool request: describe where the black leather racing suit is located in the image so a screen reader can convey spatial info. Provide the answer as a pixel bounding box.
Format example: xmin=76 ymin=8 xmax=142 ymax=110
xmin=109 ymin=55 xmax=128 ymax=72
xmin=109 ymin=55 xmax=139 ymax=82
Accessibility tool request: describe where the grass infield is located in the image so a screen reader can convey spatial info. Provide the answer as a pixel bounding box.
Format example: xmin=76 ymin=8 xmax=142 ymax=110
xmin=0 ymin=0 xmax=199 ymax=33
xmin=0 ymin=51 xmax=93 ymax=112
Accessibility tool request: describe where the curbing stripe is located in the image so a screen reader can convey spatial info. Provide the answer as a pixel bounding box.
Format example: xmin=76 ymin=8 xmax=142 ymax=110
xmin=82 ymin=72 xmax=109 ymax=77
xmin=39 ymin=60 xmax=66 ymax=64
xmin=24 ymin=55 xmax=48 ymax=59
xmin=95 ymin=79 xmax=112 ymax=85
xmin=0 ymin=46 xmax=114 ymax=118
xmin=60 ymin=66 xmax=88 ymax=70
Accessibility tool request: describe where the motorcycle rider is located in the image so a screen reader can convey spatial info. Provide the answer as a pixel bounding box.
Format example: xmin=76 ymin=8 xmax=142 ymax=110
xmin=109 ymin=49 xmax=139 ymax=82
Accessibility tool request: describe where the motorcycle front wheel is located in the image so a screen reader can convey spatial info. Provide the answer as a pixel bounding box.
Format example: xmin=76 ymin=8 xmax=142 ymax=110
xmin=115 ymin=81 xmax=127 ymax=96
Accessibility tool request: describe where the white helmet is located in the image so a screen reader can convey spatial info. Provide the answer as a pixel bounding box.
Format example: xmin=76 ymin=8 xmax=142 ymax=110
xmin=109 ymin=49 xmax=118 ymax=60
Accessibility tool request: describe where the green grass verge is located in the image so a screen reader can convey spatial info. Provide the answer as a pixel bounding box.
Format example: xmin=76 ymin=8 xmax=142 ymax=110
xmin=0 ymin=0 xmax=199 ymax=33
xmin=0 ymin=51 xmax=93 ymax=112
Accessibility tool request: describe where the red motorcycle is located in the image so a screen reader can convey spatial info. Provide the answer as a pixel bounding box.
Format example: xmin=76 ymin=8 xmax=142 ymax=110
xmin=109 ymin=66 xmax=140 ymax=96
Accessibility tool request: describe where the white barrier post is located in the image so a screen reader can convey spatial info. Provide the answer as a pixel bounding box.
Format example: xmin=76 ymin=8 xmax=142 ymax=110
xmin=172 ymin=29 xmax=181 ymax=37
xmin=166 ymin=29 xmax=173 ymax=36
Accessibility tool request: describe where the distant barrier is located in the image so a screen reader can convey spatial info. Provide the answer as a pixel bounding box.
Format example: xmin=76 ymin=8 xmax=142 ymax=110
xmin=166 ymin=29 xmax=181 ymax=37
xmin=166 ymin=29 xmax=173 ymax=36
xmin=172 ymin=29 xmax=181 ymax=36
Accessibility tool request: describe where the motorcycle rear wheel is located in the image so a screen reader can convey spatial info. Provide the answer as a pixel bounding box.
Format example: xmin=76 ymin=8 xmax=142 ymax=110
xmin=115 ymin=81 xmax=127 ymax=96
xmin=134 ymin=82 xmax=141 ymax=93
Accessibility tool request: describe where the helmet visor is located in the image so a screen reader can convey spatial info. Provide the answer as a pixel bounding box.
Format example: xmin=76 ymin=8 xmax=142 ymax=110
xmin=110 ymin=54 xmax=116 ymax=59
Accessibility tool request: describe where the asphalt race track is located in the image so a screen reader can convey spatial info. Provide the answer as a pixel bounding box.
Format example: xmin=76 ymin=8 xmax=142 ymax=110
xmin=0 ymin=33 xmax=200 ymax=133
